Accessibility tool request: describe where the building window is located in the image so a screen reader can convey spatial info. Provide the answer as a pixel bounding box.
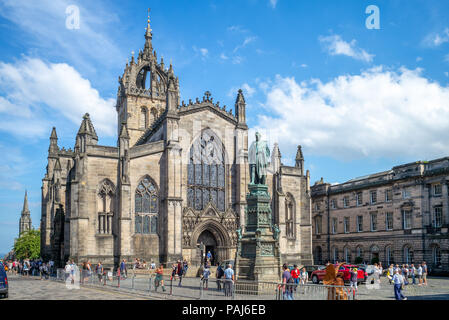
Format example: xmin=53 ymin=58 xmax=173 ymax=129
xmin=187 ymin=129 xmax=226 ymax=212
xmin=344 ymin=217 xmax=350 ymax=233
xmin=386 ymin=212 xmax=393 ymax=230
xmin=343 ymin=197 xmax=349 ymax=208
xmin=402 ymin=210 xmax=412 ymax=229
xmin=434 ymin=184 xmax=442 ymax=196
xmin=285 ymin=194 xmax=295 ymax=239
xmin=356 ymin=247 xmax=363 ymax=261
xmin=385 ymin=189 xmax=393 ymax=202
xmin=402 ymin=188 xmax=411 ymax=199
xmin=332 ymin=247 xmax=338 ymax=263
xmin=315 ymin=203 xmax=320 ymax=211
xmin=332 ymin=218 xmax=337 ymax=234
xmin=356 ymin=192 xmax=363 ymax=206
xmin=135 ymin=177 xmax=159 ymax=234
xmin=434 ymin=206 xmax=443 ymax=228
xmin=330 ymin=199 xmax=336 ymax=209
xmin=370 ymin=213 xmax=377 ymax=231
xmin=403 ymin=246 xmax=414 ymax=264
xmin=140 ymin=106 xmax=148 ymax=129
xmin=315 ymin=246 xmax=323 ymax=265
xmin=432 ymin=246 xmax=441 ymax=266
xmin=357 ymin=215 xmax=363 ymax=232
xmin=385 ymin=246 xmax=393 ymax=265
xmin=97 ymin=180 xmax=115 ymax=235
xmin=315 ymin=216 xmax=322 ymax=235
xmin=370 ymin=190 xmax=377 ymax=204
xmin=344 ymin=247 xmax=350 ymax=263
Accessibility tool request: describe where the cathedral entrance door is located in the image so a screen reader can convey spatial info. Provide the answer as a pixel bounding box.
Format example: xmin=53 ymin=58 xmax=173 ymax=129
xmin=197 ymin=230 xmax=217 ymax=266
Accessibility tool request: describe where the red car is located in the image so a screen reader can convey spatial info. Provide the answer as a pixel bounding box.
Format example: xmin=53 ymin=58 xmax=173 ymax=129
xmin=311 ymin=264 xmax=367 ymax=285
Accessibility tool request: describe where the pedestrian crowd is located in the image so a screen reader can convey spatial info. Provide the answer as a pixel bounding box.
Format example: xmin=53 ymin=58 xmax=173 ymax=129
xmin=1 ymin=259 xmax=55 ymax=279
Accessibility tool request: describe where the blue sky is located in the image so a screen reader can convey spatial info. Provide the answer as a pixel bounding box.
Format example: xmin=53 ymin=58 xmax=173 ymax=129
xmin=1 ymin=0 xmax=449 ymax=254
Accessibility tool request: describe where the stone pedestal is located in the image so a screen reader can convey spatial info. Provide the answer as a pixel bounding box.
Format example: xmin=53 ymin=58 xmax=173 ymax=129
xmin=235 ymin=184 xmax=281 ymax=283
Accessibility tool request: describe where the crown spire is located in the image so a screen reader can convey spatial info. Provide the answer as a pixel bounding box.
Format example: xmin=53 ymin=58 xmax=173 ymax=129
xmin=144 ymin=8 xmax=153 ymax=54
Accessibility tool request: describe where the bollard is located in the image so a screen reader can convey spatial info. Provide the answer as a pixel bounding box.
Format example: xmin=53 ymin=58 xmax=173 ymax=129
xmin=132 ymin=274 xmax=135 ymax=290
xmin=170 ymin=277 xmax=173 ymax=295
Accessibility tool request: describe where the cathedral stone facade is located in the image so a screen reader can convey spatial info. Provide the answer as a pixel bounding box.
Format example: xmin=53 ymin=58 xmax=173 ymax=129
xmin=40 ymin=14 xmax=313 ymax=268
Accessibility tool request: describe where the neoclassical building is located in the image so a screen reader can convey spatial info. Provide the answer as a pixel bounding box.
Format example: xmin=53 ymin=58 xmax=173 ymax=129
xmin=311 ymin=157 xmax=449 ymax=274
xmin=40 ymin=14 xmax=313 ymax=268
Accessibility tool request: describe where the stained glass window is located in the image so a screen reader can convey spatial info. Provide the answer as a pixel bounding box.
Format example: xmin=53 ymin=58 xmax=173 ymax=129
xmin=187 ymin=129 xmax=226 ymax=211
xmin=135 ymin=177 xmax=159 ymax=234
xmin=98 ymin=180 xmax=114 ymax=235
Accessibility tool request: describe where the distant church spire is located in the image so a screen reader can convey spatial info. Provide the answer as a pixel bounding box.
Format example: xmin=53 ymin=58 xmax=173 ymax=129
xmin=19 ymin=190 xmax=32 ymax=235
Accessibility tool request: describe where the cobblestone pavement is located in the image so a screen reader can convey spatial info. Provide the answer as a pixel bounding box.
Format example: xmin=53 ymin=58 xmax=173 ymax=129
xmin=3 ymin=274 xmax=449 ymax=300
xmin=3 ymin=275 xmax=147 ymax=300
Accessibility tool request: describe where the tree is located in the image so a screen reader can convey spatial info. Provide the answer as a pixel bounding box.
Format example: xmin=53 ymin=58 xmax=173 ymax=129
xmin=14 ymin=229 xmax=40 ymax=260
xmin=354 ymin=256 xmax=363 ymax=264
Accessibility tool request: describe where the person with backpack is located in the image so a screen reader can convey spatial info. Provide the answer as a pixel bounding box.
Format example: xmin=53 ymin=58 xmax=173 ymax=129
xmin=216 ymin=265 xmax=224 ymax=291
xmin=281 ymin=264 xmax=294 ymax=300
xmin=224 ymin=264 xmax=234 ymax=297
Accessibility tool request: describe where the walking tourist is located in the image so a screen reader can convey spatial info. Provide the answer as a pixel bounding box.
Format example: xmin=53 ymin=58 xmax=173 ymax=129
xmin=154 ymin=264 xmax=166 ymax=292
xmin=410 ymin=264 xmax=416 ymax=285
xmin=96 ymin=262 xmax=103 ymax=284
xmin=216 ymin=265 xmax=224 ymax=291
xmin=291 ymin=265 xmax=300 ymax=289
xmin=202 ymin=265 xmax=211 ymax=290
xmin=281 ymin=263 xmax=294 ymax=300
xmin=393 ymin=270 xmax=407 ymax=300
xmin=183 ymin=259 xmax=188 ymax=276
xmin=177 ymin=260 xmax=183 ymax=286
xmin=120 ymin=259 xmax=127 ymax=279
xmin=349 ymin=267 xmax=358 ymax=292
xmin=417 ymin=264 xmax=423 ymax=286
xmin=300 ymin=267 xmax=309 ymax=285
xmin=224 ymin=264 xmax=234 ymax=297
xmin=422 ymin=262 xmax=428 ymax=286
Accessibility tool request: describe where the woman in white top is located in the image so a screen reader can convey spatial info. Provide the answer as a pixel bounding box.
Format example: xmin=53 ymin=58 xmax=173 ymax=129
xmin=417 ymin=265 xmax=423 ymax=286
xmin=300 ymin=267 xmax=308 ymax=284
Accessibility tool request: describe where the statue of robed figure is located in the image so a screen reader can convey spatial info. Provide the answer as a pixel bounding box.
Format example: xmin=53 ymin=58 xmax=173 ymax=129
xmin=248 ymin=132 xmax=270 ymax=185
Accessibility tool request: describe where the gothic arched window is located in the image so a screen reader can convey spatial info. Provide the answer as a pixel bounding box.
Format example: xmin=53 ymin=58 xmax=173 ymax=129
xmin=98 ymin=180 xmax=115 ymax=235
xmin=403 ymin=245 xmax=414 ymax=264
xmin=187 ymin=129 xmax=226 ymax=211
xmin=285 ymin=193 xmax=295 ymax=239
xmin=140 ymin=107 xmax=148 ymax=129
xmin=135 ymin=177 xmax=158 ymax=234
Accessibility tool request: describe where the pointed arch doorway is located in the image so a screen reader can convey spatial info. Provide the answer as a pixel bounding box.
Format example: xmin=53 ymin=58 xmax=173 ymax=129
xmin=192 ymin=219 xmax=232 ymax=266
xmin=198 ymin=230 xmax=217 ymax=265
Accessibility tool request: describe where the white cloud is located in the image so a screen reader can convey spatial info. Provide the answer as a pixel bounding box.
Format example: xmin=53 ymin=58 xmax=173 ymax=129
xmin=200 ymin=48 xmax=209 ymax=57
xmin=269 ymin=0 xmax=278 ymax=9
xmin=193 ymin=46 xmax=209 ymax=60
xmin=220 ymin=53 xmax=229 ymax=60
xmin=416 ymin=56 xmax=423 ymax=62
xmin=232 ymin=56 xmax=244 ymax=64
xmin=0 ymin=0 xmax=123 ymax=75
xmin=0 ymin=57 xmax=116 ymax=138
xmin=445 ymin=54 xmax=449 ymax=63
xmin=319 ymin=34 xmax=374 ymax=63
xmin=423 ymin=28 xmax=449 ymax=47
xmin=445 ymin=72 xmax=449 ymax=77
xmin=233 ymin=36 xmax=257 ymax=53
xmin=255 ymin=67 xmax=449 ymax=160
xmin=228 ymin=83 xmax=256 ymax=99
